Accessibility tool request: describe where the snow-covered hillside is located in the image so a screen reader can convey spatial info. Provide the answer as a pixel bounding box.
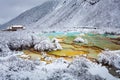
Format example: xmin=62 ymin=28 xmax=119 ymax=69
xmin=1 ymin=0 xmax=120 ymax=32
xmin=1 ymin=0 xmax=59 ymax=29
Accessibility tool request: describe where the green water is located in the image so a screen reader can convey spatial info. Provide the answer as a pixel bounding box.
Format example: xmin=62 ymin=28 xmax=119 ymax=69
xmin=38 ymin=32 xmax=120 ymax=58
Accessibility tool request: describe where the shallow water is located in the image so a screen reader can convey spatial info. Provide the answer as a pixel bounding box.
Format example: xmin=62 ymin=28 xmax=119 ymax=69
xmin=23 ymin=32 xmax=120 ymax=60
xmin=46 ymin=32 xmax=120 ymax=58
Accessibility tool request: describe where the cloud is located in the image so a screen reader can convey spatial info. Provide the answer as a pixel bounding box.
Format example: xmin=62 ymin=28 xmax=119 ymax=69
xmin=0 ymin=0 xmax=48 ymax=24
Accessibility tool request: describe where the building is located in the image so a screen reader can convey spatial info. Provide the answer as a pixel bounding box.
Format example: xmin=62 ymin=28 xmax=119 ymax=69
xmin=6 ymin=25 xmax=25 ymax=31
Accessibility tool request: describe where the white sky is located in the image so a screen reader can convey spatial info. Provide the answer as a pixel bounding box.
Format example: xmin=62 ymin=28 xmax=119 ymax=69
xmin=0 ymin=0 xmax=48 ymax=24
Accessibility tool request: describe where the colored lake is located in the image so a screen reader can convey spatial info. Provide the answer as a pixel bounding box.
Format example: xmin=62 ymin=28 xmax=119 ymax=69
xmin=24 ymin=32 xmax=120 ymax=60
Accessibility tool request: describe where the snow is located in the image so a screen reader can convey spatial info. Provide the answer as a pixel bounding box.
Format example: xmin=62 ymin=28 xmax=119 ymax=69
xmin=47 ymin=57 xmax=118 ymax=80
xmin=116 ymin=70 xmax=120 ymax=75
xmin=1 ymin=0 xmax=59 ymax=29
xmin=0 ymin=0 xmax=120 ymax=79
xmin=98 ymin=50 xmax=120 ymax=69
xmin=20 ymin=54 xmax=30 ymax=59
xmin=74 ymin=37 xmax=88 ymax=44
xmin=0 ymin=30 xmax=61 ymax=52
xmin=2 ymin=33 xmax=118 ymax=80
xmin=88 ymin=63 xmax=118 ymax=80
xmin=1 ymin=0 xmax=120 ymax=33
xmin=74 ymin=37 xmax=85 ymax=43
xmin=52 ymin=38 xmax=63 ymax=50
xmin=0 ymin=26 xmax=119 ymax=79
xmin=34 ymin=37 xmax=63 ymax=51
xmin=0 ymin=29 xmax=119 ymax=79
xmin=34 ymin=38 xmax=54 ymax=51
xmin=0 ymin=43 xmax=119 ymax=80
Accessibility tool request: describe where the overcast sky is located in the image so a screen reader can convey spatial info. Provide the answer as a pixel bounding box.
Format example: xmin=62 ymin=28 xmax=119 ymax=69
xmin=0 ymin=0 xmax=47 ymax=24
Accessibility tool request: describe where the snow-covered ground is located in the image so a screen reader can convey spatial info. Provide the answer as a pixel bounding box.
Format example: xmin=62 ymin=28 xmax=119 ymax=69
xmin=0 ymin=54 xmax=119 ymax=80
xmin=0 ymin=30 xmax=119 ymax=80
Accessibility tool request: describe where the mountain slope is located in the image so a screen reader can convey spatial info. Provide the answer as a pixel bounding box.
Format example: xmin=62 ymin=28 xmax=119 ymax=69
xmin=1 ymin=0 xmax=120 ymax=32
xmin=34 ymin=0 xmax=120 ymax=30
xmin=1 ymin=0 xmax=59 ymax=29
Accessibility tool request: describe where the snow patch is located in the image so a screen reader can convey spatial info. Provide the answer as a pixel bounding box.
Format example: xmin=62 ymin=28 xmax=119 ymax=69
xmin=98 ymin=50 xmax=120 ymax=69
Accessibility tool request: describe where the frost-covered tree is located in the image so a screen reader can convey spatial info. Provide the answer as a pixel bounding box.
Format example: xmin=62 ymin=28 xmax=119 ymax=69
xmin=98 ymin=50 xmax=120 ymax=69
xmin=48 ymin=57 xmax=105 ymax=80
xmin=34 ymin=38 xmax=54 ymax=51
xmin=0 ymin=42 xmax=12 ymax=57
xmin=0 ymin=55 xmax=118 ymax=80
xmin=34 ymin=37 xmax=63 ymax=51
xmin=52 ymin=38 xmax=63 ymax=50
xmin=8 ymin=39 xmax=32 ymax=50
xmin=0 ymin=28 xmax=118 ymax=80
xmin=8 ymin=57 xmax=36 ymax=72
